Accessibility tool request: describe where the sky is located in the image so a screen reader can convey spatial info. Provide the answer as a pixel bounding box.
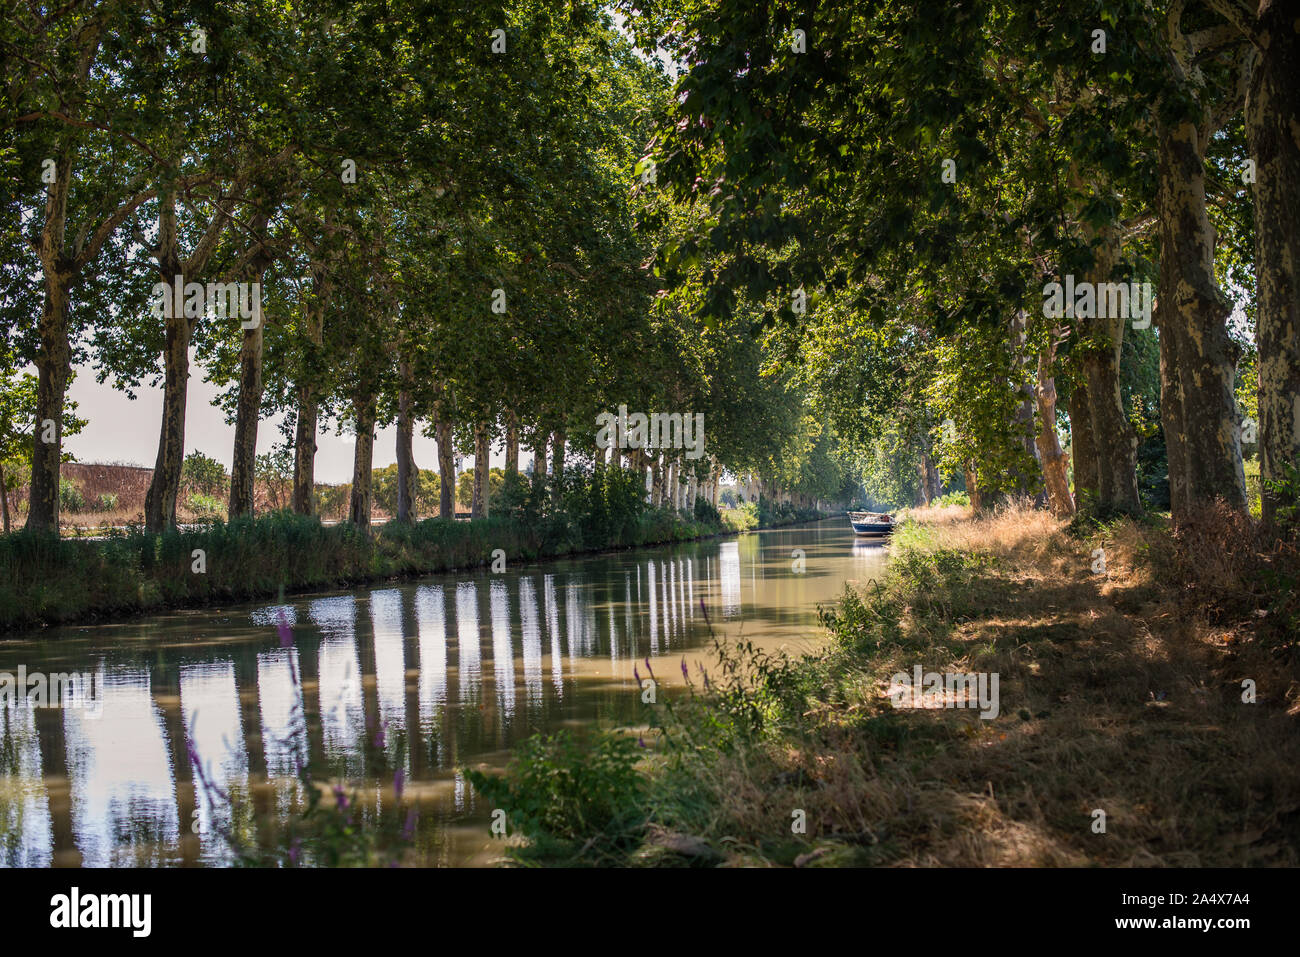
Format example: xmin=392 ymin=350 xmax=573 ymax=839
xmin=62 ymin=352 xmax=525 ymax=484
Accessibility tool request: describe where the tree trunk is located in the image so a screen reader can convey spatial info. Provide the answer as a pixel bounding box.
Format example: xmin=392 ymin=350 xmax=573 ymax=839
xmin=26 ymin=148 xmax=75 ymax=534
xmin=1080 ymin=231 xmax=1142 ymax=514
xmin=1246 ymin=4 xmax=1300 ymax=526
xmin=145 ymin=280 xmax=191 ymax=533
xmin=550 ymin=430 xmax=565 ymax=503
xmin=228 ymin=216 xmax=272 ymax=520
xmin=471 ymin=422 xmax=489 ymax=518
xmin=964 ymin=460 xmax=982 ymax=511
xmin=292 ymin=386 xmax=319 ymax=515
xmin=0 ymin=460 xmax=9 ymax=533
xmin=534 ymin=434 xmax=548 ymax=478
xmin=1010 ymin=310 xmax=1039 ymax=497
xmin=434 ymin=397 xmax=455 ymax=518
xmin=651 ymin=455 xmax=664 ymax=506
xmin=1159 ymin=322 xmax=1191 ymax=521
xmin=1156 ymin=117 xmax=1247 ymax=522
xmin=145 ymin=181 xmax=231 ymax=533
xmin=1068 ymin=374 xmax=1099 ymax=509
xmin=505 ymin=409 xmax=520 ymax=476
xmin=27 ymin=275 xmax=72 ymax=532
xmin=348 ymin=397 xmax=376 ymax=529
xmin=293 ymin=255 xmax=329 ymax=516
xmin=396 ymin=363 xmax=417 ymax=523
xmin=228 ymin=321 xmax=263 ymax=518
xmin=1035 ymin=345 xmax=1075 ymax=517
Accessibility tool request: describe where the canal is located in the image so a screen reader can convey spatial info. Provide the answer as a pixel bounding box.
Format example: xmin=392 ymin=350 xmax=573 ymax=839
xmin=0 ymin=519 xmax=888 ymax=867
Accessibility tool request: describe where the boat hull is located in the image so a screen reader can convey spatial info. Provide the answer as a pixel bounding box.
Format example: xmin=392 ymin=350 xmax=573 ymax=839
xmin=850 ymin=521 xmax=893 ymax=537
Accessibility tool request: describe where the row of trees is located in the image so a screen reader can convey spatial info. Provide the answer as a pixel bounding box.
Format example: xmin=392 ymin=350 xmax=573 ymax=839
xmin=624 ymin=0 xmax=1297 ymax=527
xmin=2 ymin=0 xmax=859 ymax=536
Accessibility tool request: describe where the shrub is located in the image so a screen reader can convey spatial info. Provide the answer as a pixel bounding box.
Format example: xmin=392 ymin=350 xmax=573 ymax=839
xmin=466 ymin=729 xmax=646 ymax=861
xmin=94 ymin=492 xmax=118 ymax=511
xmin=933 ymin=490 xmax=971 ymax=507
xmin=182 ymin=450 xmax=229 ymax=497
xmin=186 ymin=492 xmax=226 ymax=521
xmin=59 ymin=478 xmax=85 ymax=513
xmin=693 ymin=495 xmax=722 ymax=526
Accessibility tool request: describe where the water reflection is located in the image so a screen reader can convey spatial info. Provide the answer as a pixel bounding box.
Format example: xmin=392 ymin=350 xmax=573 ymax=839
xmin=0 ymin=520 xmax=883 ymax=867
xmin=66 ymin=671 xmax=180 ymax=867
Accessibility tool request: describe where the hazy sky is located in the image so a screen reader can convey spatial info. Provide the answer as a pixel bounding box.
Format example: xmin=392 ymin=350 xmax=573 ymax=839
xmin=62 ymin=351 xmax=525 ymax=484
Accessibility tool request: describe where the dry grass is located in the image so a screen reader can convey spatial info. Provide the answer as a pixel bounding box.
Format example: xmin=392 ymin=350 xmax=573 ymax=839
xmin=650 ymin=502 xmax=1300 ymax=867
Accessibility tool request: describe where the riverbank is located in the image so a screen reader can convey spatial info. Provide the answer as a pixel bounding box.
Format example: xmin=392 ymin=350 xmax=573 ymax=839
xmin=472 ymin=503 xmax=1300 ymax=867
xmin=0 ymin=503 xmax=829 ymax=634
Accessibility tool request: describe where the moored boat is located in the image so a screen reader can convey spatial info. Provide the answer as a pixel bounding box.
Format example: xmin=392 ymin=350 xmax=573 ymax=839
xmin=847 ymin=510 xmax=894 ymax=537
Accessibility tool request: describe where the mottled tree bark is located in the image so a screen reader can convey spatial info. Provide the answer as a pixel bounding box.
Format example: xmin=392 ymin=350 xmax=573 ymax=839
xmin=1068 ymin=375 xmax=1099 ymax=509
xmin=292 ymin=387 xmax=319 ymax=515
xmin=348 ymin=397 xmax=377 ymax=529
xmin=471 ymin=422 xmax=489 ymax=518
xmin=228 ymin=213 xmax=273 ymax=519
xmin=228 ymin=321 xmax=263 ymax=518
xmin=1035 ymin=345 xmax=1075 ymax=517
xmin=144 ymin=276 xmax=191 ymax=533
xmin=1156 ymin=118 xmax=1247 ymax=522
xmin=28 ymin=273 xmax=71 ymax=532
xmin=292 ymin=232 xmax=332 ymax=517
xmin=145 ymin=185 xmax=236 ymax=533
xmin=1079 ymin=231 xmax=1142 ymax=514
xmin=534 ymin=434 xmax=548 ymax=478
xmin=1009 ymin=310 xmax=1040 ymax=497
xmin=504 ymin=409 xmax=520 ymax=476
xmin=1159 ymin=318 xmax=1190 ymax=521
xmin=434 ymin=397 xmax=455 ymax=518
xmin=395 ymin=361 xmax=417 ymax=523
xmin=1245 ymin=1 xmax=1300 ymax=526
xmin=550 ymin=430 xmax=565 ymax=504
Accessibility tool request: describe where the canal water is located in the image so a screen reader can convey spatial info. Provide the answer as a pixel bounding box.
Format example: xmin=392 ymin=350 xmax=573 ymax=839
xmin=0 ymin=519 xmax=887 ymax=867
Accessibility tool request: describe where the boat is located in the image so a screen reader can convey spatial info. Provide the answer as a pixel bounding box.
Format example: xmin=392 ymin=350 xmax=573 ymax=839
xmin=847 ymin=510 xmax=894 ymax=537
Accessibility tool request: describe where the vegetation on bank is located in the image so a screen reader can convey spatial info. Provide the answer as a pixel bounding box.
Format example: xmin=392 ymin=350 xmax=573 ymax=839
xmin=470 ymin=505 xmax=1300 ymax=867
xmin=0 ymin=467 xmax=825 ymax=633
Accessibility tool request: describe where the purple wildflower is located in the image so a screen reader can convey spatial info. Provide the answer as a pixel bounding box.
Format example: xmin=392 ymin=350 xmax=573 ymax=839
xmin=277 ymin=610 xmax=294 ymax=649
xmin=633 ymin=664 xmax=641 ymax=686
xmin=637 ymin=735 xmax=647 ymax=748
xmin=394 ymin=767 xmax=405 ymax=801
xmin=681 ymin=656 xmax=689 ymax=681
xmin=402 ymin=807 xmax=418 ymax=841
xmin=333 ymin=785 xmax=349 ymax=810
xmin=644 ymin=656 xmax=654 ymax=678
